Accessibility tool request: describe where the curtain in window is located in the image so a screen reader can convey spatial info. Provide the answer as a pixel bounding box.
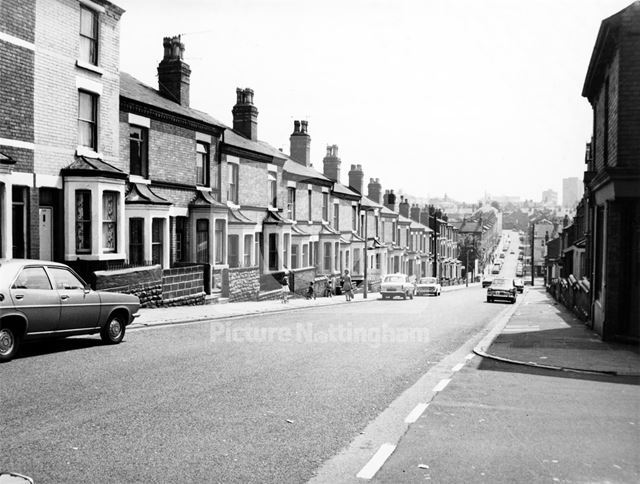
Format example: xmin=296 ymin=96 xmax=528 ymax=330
xmin=76 ymin=190 xmax=91 ymax=252
xmin=102 ymin=192 xmax=117 ymax=252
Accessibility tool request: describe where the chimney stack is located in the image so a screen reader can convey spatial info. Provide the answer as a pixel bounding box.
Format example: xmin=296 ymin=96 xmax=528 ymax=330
xmin=399 ymin=196 xmax=410 ymax=218
xmin=419 ymin=205 xmax=431 ymax=227
xmin=410 ymin=203 xmax=421 ymax=223
xmin=323 ymin=144 xmax=341 ymax=182
xmin=290 ymin=119 xmax=311 ymax=166
xmin=157 ymin=35 xmax=191 ymax=107
xmin=232 ymin=88 xmax=259 ymax=140
xmin=348 ymin=164 xmax=364 ymax=194
xmin=367 ymin=178 xmax=382 ymax=203
xmin=384 ymin=189 xmax=396 ymax=212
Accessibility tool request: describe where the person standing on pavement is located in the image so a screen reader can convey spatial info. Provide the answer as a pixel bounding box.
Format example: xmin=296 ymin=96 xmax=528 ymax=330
xmin=281 ymin=275 xmax=290 ymax=304
xmin=342 ymin=270 xmax=353 ymax=301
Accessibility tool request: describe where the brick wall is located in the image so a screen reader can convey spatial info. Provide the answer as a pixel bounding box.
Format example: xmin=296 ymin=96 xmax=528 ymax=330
xmin=34 ymin=0 xmax=123 ymax=173
xmin=162 ymin=264 xmax=206 ymax=305
xmin=227 ymin=266 xmax=260 ymax=302
xmin=618 ymin=13 xmax=640 ymax=169
xmin=0 ymin=0 xmax=35 ymax=41
xmin=95 ymin=265 xmax=163 ymax=307
xmin=0 ymin=41 xmax=35 ymax=144
xmin=290 ymin=267 xmax=317 ymax=296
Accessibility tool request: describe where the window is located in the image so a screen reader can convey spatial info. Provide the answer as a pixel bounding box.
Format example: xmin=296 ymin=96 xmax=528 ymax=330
xmin=102 ymin=191 xmax=117 ymax=252
xmin=211 ymin=153 xmax=221 ymax=201
xmin=49 ymin=267 xmax=85 ymax=290
xmin=324 ymin=242 xmax=332 ymax=271
xmin=268 ymin=233 xmax=278 ymax=271
xmin=287 ymin=187 xmax=296 ymax=220
xmin=78 ymin=91 xmax=98 ymax=150
xmin=334 ymin=242 xmax=339 ymax=271
xmin=302 ymin=244 xmax=309 ymax=267
xmin=152 ymin=218 xmax=163 ymax=265
xmin=322 ymin=193 xmax=329 ymax=221
xmin=130 ymin=126 xmax=148 ymax=178
xmin=308 ymin=189 xmax=312 ymax=221
xmin=175 ymin=217 xmax=186 ymax=263
xmin=333 ymin=204 xmax=339 ymax=229
xmin=352 ymin=206 xmax=357 ymax=231
xmin=283 ymin=234 xmax=290 ymax=269
xmin=129 ymin=218 xmax=144 ymax=265
xmin=268 ymin=171 xmax=277 ymax=207
xmin=196 ymin=142 xmax=209 ymax=186
xmin=353 ymin=249 xmax=360 ymax=274
xmin=228 ymin=234 xmax=239 ymax=268
xmin=254 ymin=232 xmax=261 ymax=267
xmin=79 ymin=6 xmax=98 ymax=65
xmin=196 ymin=219 xmax=209 ymax=263
xmin=12 ymin=267 xmax=52 ymax=290
xmin=375 ymin=215 xmax=379 ymax=237
xmin=243 ymin=234 xmax=252 ymax=266
xmin=215 ymin=220 xmax=225 ymax=264
xmin=76 ymin=190 xmax=92 ymax=253
xmin=227 ymin=163 xmax=239 ymax=204
xmin=291 ymin=244 xmax=299 ymax=269
xmin=313 ymin=242 xmax=319 ymax=269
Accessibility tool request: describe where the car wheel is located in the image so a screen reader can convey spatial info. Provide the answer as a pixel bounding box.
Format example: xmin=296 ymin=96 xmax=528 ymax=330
xmin=0 ymin=326 xmax=21 ymax=362
xmin=101 ymin=313 xmax=126 ymax=344
xmin=487 ymin=297 xmax=492 ymax=303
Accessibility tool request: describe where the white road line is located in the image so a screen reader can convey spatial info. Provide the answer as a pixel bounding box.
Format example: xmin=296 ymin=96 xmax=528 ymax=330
xmin=432 ymin=378 xmax=451 ymax=392
xmin=404 ymin=403 xmax=429 ymax=423
xmin=465 ymin=353 xmax=474 ymax=360
xmin=356 ymin=443 xmax=397 ymax=480
xmin=451 ymin=363 xmax=464 ymax=372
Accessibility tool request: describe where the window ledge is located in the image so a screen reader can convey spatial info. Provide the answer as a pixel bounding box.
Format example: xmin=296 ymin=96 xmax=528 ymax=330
xmin=76 ymin=60 xmax=104 ymax=76
xmin=76 ymin=146 xmax=103 ymax=159
xmin=196 ymin=186 xmax=212 ymax=192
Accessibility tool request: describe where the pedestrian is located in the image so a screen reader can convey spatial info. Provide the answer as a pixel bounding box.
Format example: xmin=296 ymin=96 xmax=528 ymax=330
xmin=306 ymin=282 xmax=316 ymax=300
xmin=324 ymin=278 xmax=333 ymax=297
xmin=342 ymin=269 xmax=353 ymax=301
xmin=281 ymin=275 xmax=290 ymax=304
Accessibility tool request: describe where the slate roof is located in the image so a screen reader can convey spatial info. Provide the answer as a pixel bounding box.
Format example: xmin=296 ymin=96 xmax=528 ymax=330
xmin=61 ymin=156 xmax=127 ymax=180
xmin=120 ymin=72 xmax=226 ymax=128
xmin=125 ymin=183 xmax=171 ymax=205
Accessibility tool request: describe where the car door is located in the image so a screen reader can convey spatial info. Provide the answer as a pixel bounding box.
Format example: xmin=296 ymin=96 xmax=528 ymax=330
xmin=10 ymin=265 xmax=60 ymax=334
xmin=46 ymin=266 xmax=100 ymax=331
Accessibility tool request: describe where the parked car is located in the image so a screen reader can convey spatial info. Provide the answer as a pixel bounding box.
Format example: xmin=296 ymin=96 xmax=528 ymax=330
xmin=486 ymin=277 xmax=517 ymax=304
xmin=499 ymin=253 xmax=505 ymax=259
xmin=380 ymin=273 xmax=415 ymax=300
xmin=415 ymin=276 xmax=441 ymax=296
xmin=492 ymin=264 xmax=501 ymax=274
xmin=0 ymin=259 xmax=140 ymax=362
xmin=513 ymin=278 xmax=524 ymax=293
xmin=482 ymin=277 xmax=494 ymax=288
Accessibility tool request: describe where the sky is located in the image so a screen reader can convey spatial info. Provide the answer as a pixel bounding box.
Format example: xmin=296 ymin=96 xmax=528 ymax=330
xmin=115 ymin=0 xmax=633 ymax=204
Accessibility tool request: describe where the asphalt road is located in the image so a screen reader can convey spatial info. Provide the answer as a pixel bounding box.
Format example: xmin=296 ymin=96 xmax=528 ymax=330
xmin=1 ymin=284 xmax=504 ymax=483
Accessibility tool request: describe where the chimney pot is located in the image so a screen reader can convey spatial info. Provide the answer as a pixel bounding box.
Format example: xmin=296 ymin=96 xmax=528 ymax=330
xmin=158 ymin=35 xmax=191 ymax=107
xmin=290 ymin=119 xmax=311 ymax=166
xmin=232 ymin=87 xmax=259 ymax=140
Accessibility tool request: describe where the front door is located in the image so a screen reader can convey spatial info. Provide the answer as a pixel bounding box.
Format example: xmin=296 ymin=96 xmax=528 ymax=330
xmin=46 ymin=266 xmax=100 ymax=331
xmin=39 ymin=207 xmax=53 ymax=260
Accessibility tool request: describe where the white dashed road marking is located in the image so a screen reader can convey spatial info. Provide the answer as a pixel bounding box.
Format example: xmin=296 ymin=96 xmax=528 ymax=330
xmin=356 ymin=443 xmax=397 ymax=479
xmin=452 ymin=363 xmax=464 ymax=372
xmin=404 ymin=403 xmax=429 ymax=424
xmin=433 ymin=378 xmax=451 ymax=392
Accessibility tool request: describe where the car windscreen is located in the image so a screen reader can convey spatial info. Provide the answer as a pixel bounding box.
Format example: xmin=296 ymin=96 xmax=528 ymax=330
xmin=383 ymin=276 xmax=404 ymax=283
xmin=419 ymin=278 xmax=437 ymax=284
xmin=491 ymin=279 xmax=512 ymax=288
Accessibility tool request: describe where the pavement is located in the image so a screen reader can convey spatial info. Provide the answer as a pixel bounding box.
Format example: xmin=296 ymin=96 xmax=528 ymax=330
xmin=130 ymin=282 xmax=481 ymax=329
xmin=477 ymin=285 xmax=640 ymax=376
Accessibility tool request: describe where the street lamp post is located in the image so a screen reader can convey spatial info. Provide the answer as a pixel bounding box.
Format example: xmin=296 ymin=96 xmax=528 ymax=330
xmin=530 ymin=222 xmax=535 ymax=286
